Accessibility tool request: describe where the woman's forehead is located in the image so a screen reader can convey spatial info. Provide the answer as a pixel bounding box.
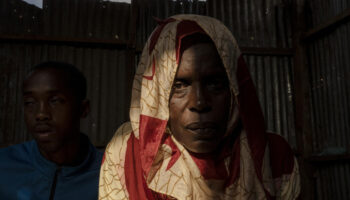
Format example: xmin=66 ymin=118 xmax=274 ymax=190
xmin=177 ymin=43 xmax=227 ymax=79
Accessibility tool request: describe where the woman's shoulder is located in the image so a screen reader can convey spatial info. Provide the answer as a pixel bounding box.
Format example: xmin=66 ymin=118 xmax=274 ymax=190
xmin=266 ymin=132 xmax=296 ymax=178
xmin=103 ymin=122 xmax=133 ymax=162
xmin=266 ymin=132 xmax=294 ymax=156
xmin=108 ymin=122 xmax=133 ymax=147
xmin=99 ymin=122 xmax=133 ymax=199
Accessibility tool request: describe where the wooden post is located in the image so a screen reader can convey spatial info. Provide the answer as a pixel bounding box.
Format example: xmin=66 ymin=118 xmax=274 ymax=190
xmin=292 ymin=0 xmax=315 ymax=199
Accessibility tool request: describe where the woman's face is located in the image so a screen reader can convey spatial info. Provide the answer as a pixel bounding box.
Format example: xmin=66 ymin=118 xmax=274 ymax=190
xmin=169 ymin=42 xmax=231 ymax=153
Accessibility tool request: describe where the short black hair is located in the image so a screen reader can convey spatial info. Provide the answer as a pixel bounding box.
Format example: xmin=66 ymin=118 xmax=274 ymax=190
xmin=26 ymin=61 xmax=87 ymax=101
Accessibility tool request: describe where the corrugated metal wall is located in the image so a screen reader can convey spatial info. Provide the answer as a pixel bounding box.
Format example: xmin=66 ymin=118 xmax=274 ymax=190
xmin=0 ymin=0 xmax=134 ymax=147
xmin=308 ymin=24 xmax=350 ymax=153
xmin=245 ymin=55 xmax=296 ymax=146
xmin=307 ymin=0 xmax=350 ymax=28
xmin=0 ymin=0 xmax=131 ymax=41
xmin=315 ymin=162 xmax=350 ymax=200
xmin=207 ymin=0 xmax=293 ymax=48
xmin=208 ymin=0 xmax=296 ymax=147
xmin=135 ymin=0 xmax=207 ymax=50
xmin=306 ymin=0 xmax=350 ymax=199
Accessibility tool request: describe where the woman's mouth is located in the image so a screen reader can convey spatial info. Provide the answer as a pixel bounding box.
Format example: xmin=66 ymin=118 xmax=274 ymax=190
xmin=186 ymin=122 xmax=218 ymax=139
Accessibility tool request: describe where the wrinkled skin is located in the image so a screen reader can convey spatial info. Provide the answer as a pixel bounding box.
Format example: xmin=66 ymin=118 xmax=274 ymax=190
xmin=169 ymin=43 xmax=231 ymax=153
xmin=23 ymin=68 xmax=89 ymax=165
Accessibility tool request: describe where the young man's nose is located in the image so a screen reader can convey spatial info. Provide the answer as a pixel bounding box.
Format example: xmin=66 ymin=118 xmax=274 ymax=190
xmin=188 ymin=84 xmax=210 ymax=112
xmin=36 ymin=102 xmax=50 ymax=121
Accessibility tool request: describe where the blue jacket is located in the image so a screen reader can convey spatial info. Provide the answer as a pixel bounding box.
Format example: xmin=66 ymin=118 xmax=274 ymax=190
xmin=0 ymin=137 xmax=103 ymax=200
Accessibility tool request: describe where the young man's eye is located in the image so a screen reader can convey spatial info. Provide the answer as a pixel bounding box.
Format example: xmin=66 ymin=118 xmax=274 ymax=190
xmin=24 ymin=100 xmax=35 ymax=106
xmin=50 ymin=97 xmax=64 ymax=105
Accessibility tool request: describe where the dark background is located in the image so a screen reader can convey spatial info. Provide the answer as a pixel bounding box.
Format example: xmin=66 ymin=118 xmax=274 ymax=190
xmin=0 ymin=0 xmax=349 ymax=199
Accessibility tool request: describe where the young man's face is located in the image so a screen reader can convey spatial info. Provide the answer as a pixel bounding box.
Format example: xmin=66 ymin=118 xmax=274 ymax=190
xmin=23 ymin=68 xmax=84 ymax=153
xmin=169 ymin=43 xmax=231 ymax=153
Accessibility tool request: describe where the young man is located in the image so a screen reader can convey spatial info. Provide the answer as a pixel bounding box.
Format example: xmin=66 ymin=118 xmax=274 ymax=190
xmin=0 ymin=61 xmax=103 ymax=200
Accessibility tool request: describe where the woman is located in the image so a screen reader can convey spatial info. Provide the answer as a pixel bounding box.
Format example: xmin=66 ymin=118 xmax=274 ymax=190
xmin=99 ymin=14 xmax=300 ymax=200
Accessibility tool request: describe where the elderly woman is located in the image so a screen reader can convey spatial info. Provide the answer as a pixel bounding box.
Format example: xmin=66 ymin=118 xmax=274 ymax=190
xmin=99 ymin=15 xmax=300 ymax=200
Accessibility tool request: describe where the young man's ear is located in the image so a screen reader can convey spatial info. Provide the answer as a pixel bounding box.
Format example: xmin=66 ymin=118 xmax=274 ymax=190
xmin=80 ymin=99 xmax=90 ymax=118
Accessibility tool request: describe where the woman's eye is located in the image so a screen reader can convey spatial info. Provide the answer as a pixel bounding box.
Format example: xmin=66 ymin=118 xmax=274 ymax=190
xmin=207 ymin=79 xmax=227 ymax=90
xmin=172 ymin=80 xmax=190 ymax=96
xmin=173 ymin=81 xmax=188 ymax=90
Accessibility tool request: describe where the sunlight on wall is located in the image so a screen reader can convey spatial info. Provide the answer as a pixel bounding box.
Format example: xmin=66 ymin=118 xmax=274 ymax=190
xmin=22 ymin=0 xmax=43 ymax=9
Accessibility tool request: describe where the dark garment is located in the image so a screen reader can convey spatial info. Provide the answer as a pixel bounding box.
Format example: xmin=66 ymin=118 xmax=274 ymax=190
xmin=0 ymin=136 xmax=103 ymax=200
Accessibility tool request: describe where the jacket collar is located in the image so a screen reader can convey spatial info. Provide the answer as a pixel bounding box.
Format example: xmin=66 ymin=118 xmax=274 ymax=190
xmin=30 ymin=134 xmax=101 ymax=178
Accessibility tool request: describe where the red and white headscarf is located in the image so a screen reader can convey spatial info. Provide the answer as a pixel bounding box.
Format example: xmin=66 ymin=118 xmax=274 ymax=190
xmin=99 ymin=14 xmax=300 ymax=200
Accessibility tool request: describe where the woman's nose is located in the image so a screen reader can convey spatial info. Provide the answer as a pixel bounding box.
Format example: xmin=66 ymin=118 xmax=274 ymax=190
xmin=188 ymin=83 xmax=211 ymax=113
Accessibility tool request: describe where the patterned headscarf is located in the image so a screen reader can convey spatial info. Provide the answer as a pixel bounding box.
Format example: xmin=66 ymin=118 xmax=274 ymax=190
xmin=99 ymin=14 xmax=300 ymax=200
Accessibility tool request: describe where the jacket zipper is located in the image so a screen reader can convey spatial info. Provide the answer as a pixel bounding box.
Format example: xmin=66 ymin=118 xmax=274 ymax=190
xmin=49 ymin=167 xmax=61 ymax=200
